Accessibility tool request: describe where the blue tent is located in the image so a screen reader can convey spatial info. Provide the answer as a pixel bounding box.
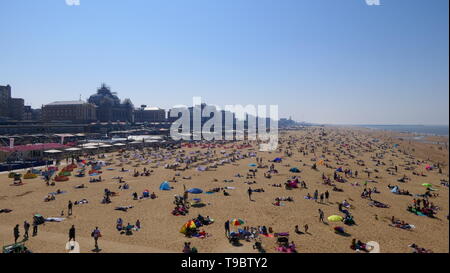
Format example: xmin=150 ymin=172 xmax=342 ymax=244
xmin=273 ymin=157 xmax=282 ymax=163
xmin=336 ymin=167 xmax=343 ymax=172
xmin=159 ymin=181 xmax=171 ymax=191
xmin=187 ymin=188 xmax=203 ymax=194
xmin=248 ymin=163 xmax=257 ymax=167
xmin=290 ymin=167 xmax=300 ymax=173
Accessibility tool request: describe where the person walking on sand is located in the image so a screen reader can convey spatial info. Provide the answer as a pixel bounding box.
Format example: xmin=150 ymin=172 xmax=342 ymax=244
xmin=91 ymin=227 xmax=101 ymax=251
xmin=304 ymin=224 xmax=309 ymax=234
xmin=69 ymin=225 xmax=76 ymax=242
xmin=225 ymin=220 xmax=230 ymax=237
xmin=247 ymin=187 xmax=253 ymax=201
xmin=13 ymin=224 xmax=20 ymax=243
xmin=23 ymin=221 xmax=30 ymax=240
xmin=68 ymin=200 xmax=73 ymax=216
xmin=32 ymin=221 xmax=38 ymax=236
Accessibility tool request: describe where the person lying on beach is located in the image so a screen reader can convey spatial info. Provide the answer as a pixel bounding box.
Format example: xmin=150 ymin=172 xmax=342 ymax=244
xmin=409 ymin=243 xmax=433 ymax=253
xmin=115 ymin=206 xmax=134 ymax=212
xmin=74 ymin=199 xmax=88 ymax=205
xmin=75 ymin=184 xmax=87 ymax=189
xmin=275 ymin=197 xmax=294 ymax=202
xmin=369 ymin=200 xmax=389 ymax=208
xmin=0 ymin=208 xmax=13 ymax=213
xmin=350 ymin=239 xmax=368 ymax=252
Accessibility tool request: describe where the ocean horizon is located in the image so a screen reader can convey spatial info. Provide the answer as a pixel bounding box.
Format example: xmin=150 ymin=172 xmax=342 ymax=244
xmin=355 ymin=124 xmax=449 ymax=137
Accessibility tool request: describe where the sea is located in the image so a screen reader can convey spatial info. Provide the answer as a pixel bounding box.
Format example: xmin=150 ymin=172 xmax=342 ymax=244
xmin=359 ymin=125 xmax=449 ymax=137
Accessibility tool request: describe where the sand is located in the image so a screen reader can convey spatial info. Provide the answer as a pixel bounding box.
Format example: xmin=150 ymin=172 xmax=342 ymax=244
xmin=0 ymin=127 xmax=448 ymax=253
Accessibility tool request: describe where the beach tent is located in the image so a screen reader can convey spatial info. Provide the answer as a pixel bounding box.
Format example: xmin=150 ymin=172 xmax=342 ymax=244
xmin=289 ymin=167 xmax=300 ymax=173
xmin=336 ymin=167 xmax=343 ymax=172
xmin=273 ymin=157 xmax=282 ymax=163
xmin=187 ymin=188 xmax=203 ymax=194
xmin=180 ymin=220 xmax=197 ymax=234
xmin=248 ymin=163 xmax=257 ymax=167
xmin=327 ymin=215 xmax=343 ymax=222
xmin=159 ymin=181 xmax=171 ymax=191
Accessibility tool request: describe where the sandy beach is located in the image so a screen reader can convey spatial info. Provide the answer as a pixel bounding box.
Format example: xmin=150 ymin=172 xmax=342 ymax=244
xmin=0 ymin=127 xmax=448 ymax=253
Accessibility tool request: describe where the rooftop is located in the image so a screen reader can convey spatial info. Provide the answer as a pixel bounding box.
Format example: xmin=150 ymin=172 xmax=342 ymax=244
xmin=45 ymin=100 xmax=92 ymax=106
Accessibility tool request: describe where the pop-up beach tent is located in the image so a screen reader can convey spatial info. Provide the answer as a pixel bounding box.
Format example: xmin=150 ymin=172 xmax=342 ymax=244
xmin=289 ymin=167 xmax=300 ymax=173
xmin=159 ymin=181 xmax=171 ymax=191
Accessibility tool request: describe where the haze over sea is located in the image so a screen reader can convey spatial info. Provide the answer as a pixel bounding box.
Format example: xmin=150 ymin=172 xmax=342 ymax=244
xmin=358 ymin=125 xmax=449 ymax=136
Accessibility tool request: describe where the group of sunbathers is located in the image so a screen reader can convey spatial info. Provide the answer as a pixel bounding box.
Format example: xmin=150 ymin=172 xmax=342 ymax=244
xmin=116 ymin=218 xmax=141 ymax=235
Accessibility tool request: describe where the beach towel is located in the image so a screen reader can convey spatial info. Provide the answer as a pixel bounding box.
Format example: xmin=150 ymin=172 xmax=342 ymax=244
xmin=45 ymin=217 xmax=65 ymax=222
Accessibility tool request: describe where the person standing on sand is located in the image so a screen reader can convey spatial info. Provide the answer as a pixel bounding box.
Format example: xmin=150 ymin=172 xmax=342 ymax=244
xmin=304 ymin=224 xmax=309 ymax=234
xmin=318 ymin=209 xmax=324 ymax=223
xmin=247 ymin=187 xmax=253 ymax=201
xmin=68 ymin=200 xmax=73 ymax=216
xmin=320 ymin=193 xmax=324 ymax=203
xmin=69 ymin=225 xmax=76 ymax=242
xmin=225 ymin=220 xmax=230 ymax=237
xmin=23 ymin=221 xmax=30 ymax=240
xmin=13 ymin=224 xmax=20 ymax=243
xmin=325 ymin=190 xmax=329 ymax=202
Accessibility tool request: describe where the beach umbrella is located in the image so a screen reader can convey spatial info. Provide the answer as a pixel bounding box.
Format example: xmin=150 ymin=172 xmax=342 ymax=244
xmin=327 ymin=215 xmax=343 ymax=222
xmin=230 ymin=218 xmax=245 ymax=226
xmin=422 ymin=183 xmax=432 ymax=187
xmin=187 ymin=188 xmax=203 ymax=194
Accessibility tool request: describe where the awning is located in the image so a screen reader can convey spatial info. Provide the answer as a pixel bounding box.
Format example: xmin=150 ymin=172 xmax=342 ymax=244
xmin=65 ymin=148 xmax=82 ymax=151
xmin=44 ymin=149 xmax=62 ymax=153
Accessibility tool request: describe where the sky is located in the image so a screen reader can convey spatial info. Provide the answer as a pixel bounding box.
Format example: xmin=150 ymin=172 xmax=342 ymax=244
xmin=0 ymin=0 xmax=448 ymax=125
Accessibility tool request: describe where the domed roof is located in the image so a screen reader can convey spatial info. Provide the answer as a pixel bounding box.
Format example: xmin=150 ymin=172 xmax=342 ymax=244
xmin=88 ymin=84 xmax=122 ymax=107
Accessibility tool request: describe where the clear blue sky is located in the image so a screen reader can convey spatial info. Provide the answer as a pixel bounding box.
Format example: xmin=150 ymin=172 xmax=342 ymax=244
xmin=0 ymin=0 xmax=448 ymax=125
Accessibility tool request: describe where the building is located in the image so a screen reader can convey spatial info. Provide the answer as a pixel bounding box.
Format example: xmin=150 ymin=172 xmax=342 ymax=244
xmin=23 ymin=106 xmax=42 ymax=121
xmin=41 ymin=100 xmax=97 ymax=123
xmin=134 ymin=105 xmax=166 ymax=123
xmin=0 ymin=85 xmax=12 ymax=119
xmin=10 ymin=98 xmax=24 ymax=120
xmin=0 ymin=85 xmax=24 ymax=121
xmin=88 ymin=84 xmax=134 ymax=123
